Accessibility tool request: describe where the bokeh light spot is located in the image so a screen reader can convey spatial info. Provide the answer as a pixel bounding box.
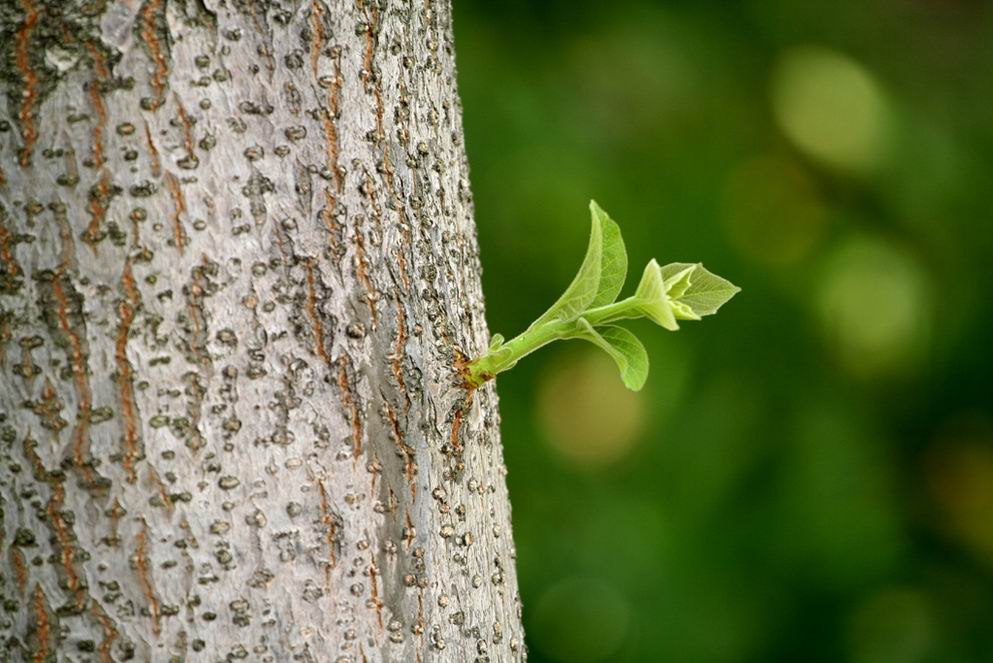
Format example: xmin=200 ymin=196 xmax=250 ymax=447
xmin=530 ymin=576 xmax=631 ymax=663
xmin=723 ymin=155 xmax=828 ymax=265
xmin=771 ymin=46 xmax=890 ymax=172
xmin=818 ymin=236 xmax=929 ymax=377
xmin=537 ymin=350 xmax=645 ymax=467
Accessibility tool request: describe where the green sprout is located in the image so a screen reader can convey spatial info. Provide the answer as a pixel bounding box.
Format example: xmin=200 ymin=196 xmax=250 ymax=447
xmin=465 ymin=201 xmax=740 ymax=391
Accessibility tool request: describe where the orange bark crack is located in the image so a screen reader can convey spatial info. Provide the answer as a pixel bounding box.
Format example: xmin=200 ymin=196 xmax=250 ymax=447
xmin=146 ymin=466 xmax=173 ymax=513
xmin=164 ymin=172 xmax=187 ymax=254
xmin=134 ymin=522 xmax=161 ymax=635
xmin=85 ymin=42 xmax=109 ymax=168
xmin=0 ymin=214 xmax=21 ymax=279
xmin=53 ymin=208 xmax=106 ymax=490
xmin=92 ymin=601 xmax=118 ymax=663
xmin=15 ymin=0 xmax=39 ymax=168
xmin=403 ymin=510 xmax=415 ymax=548
xmin=31 ymin=584 xmax=51 ymax=663
xmin=309 ymin=0 xmax=324 ymax=79
xmin=173 ymin=92 xmax=195 ymax=163
xmin=359 ymin=0 xmax=383 ymax=141
xmin=359 ymin=1 xmax=394 ymax=194
xmin=21 ymin=435 xmax=47 ymax=480
xmin=141 ymin=0 xmax=168 ymax=110
xmin=47 ymin=477 xmax=83 ymax=607
xmin=304 ymin=259 xmax=331 ymax=364
xmin=353 ymin=228 xmax=377 ymax=326
xmin=144 ymin=120 xmax=162 ymax=177
xmin=117 ymin=261 xmax=141 ymax=483
xmin=317 ymin=42 xmax=343 ymax=254
xmin=52 ymin=271 xmax=97 ymax=485
xmin=11 ymin=548 xmax=27 ymax=596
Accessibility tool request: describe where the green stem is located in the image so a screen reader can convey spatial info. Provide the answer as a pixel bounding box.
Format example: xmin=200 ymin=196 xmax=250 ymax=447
xmin=465 ymin=319 xmax=566 ymax=386
xmin=582 ymin=296 xmax=642 ymax=326
xmin=465 ymin=297 xmax=643 ymax=387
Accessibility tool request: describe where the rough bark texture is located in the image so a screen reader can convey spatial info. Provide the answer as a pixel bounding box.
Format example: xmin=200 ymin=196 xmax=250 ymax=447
xmin=0 ymin=0 xmax=524 ymax=661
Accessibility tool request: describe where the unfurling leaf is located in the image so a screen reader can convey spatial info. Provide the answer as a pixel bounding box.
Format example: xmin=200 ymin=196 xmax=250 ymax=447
xmin=633 ymin=259 xmax=678 ymax=330
xmin=573 ymin=319 xmax=649 ymax=391
xmin=662 ymin=263 xmax=695 ymax=299
xmin=662 ymin=262 xmax=741 ymax=318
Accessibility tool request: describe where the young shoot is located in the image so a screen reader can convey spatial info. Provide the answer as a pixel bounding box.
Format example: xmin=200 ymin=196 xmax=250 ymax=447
xmin=466 ymin=201 xmax=740 ymax=391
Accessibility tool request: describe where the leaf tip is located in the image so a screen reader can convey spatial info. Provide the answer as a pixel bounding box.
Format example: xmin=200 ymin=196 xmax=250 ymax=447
xmin=624 ymin=373 xmax=648 ymax=392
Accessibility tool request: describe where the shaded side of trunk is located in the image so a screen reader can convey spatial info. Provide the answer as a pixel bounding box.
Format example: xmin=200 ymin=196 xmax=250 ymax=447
xmin=0 ymin=0 xmax=523 ymax=660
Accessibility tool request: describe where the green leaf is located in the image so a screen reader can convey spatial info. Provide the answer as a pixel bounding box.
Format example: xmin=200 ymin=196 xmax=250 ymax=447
xmin=529 ymin=204 xmax=605 ymax=328
xmin=588 ymin=201 xmax=628 ymax=307
xmin=633 ymin=259 xmax=679 ymax=330
xmin=661 ymin=263 xmax=695 ymax=299
xmin=660 ymin=262 xmax=696 ymax=285
xmin=662 ymin=262 xmax=741 ymax=318
xmin=573 ymin=319 xmax=650 ymax=391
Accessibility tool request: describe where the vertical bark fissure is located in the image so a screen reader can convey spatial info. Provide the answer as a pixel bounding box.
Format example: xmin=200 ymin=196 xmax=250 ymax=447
xmin=0 ymin=1 xmax=524 ymax=660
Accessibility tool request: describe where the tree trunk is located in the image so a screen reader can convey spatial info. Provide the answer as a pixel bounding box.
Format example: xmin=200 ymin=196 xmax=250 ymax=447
xmin=0 ymin=0 xmax=524 ymax=660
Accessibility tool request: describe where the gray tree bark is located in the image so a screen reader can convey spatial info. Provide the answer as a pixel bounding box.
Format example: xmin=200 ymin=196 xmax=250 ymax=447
xmin=0 ymin=1 xmax=524 ymax=661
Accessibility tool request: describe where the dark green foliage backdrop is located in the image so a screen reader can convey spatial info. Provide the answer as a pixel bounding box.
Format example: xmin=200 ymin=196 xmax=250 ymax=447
xmin=454 ymin=1 xmax=993 ymax=661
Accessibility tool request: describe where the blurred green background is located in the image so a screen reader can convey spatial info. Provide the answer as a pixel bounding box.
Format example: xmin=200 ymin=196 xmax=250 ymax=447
xmin=453 ymin=1 xmax=993 ymax=661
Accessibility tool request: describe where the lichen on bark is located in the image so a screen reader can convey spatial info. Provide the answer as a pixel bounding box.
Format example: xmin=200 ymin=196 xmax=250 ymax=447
xmin=0 ymin=1 xmax=524 ymax=660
